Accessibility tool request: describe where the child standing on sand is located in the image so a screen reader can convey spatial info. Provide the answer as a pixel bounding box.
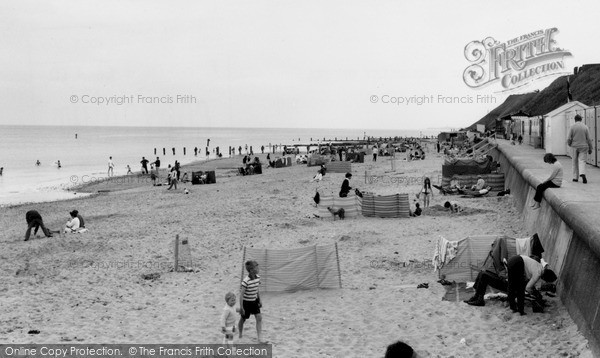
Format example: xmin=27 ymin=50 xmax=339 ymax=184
xmin=221 ymin=292 xmax=238 ymax=345
xmin=239 ymin=260 xmax=264 ymax=343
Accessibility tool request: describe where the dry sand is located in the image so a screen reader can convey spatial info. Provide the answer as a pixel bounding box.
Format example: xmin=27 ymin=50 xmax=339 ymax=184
xmin=0 ymin=147 xmax=592 ymax=357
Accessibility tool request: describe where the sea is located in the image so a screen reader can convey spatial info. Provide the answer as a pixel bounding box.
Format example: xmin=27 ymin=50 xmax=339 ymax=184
xmin=0 ymin=125 xmax=440 ymax=206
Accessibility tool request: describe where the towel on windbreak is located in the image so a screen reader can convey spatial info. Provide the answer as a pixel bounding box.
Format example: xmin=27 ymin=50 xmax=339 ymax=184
xmin=515 ymin=237 xmax=531 ymax=256
xmin=531 ymin=233 xmax=545 ymax=259
xmin=433 ymin=237 xmax=459 ymax=272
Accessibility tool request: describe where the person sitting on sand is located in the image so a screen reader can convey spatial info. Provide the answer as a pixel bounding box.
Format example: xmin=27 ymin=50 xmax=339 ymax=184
xmin=25 ymin=210 xmax=53 ymax=241
xmin=410 ymin=202 xmax=422 ymax=217
xmin=310 ymin=165 xmax=326 ymax=182
xmin=444 ymin=200 xmax=462 ymax=213
xmin=181 ymin=172 xmax=189 ymax=183
xmin=64 ymin=210 xmax=81 ymax=233
xmin=339 ymin=172 xmax=352 ymax=197
xmin=471 ymin=175 xmax=485 ymax=191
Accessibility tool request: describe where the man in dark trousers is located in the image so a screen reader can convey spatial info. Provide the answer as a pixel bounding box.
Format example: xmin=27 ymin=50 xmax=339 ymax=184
xmin=25 ymin=210 xmax=53 ymax=241
xmin=140 ymin=157 xmax=149 ymax=174
xmin=507 ymin=255 xmax=556 ymax=315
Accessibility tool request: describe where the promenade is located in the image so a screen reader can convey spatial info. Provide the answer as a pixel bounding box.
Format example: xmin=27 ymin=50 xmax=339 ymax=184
xmin=494 ymin=139 xmax=600 ymax=356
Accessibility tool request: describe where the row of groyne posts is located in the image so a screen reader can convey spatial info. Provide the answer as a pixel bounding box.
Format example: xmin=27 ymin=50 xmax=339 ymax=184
xmin=152 ymin=136 xmax=437 ymax=158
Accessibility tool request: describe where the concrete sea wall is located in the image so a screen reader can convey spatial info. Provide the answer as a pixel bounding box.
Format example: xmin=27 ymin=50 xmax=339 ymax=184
xmin=492 ymin=144 xmax=600 ymax=356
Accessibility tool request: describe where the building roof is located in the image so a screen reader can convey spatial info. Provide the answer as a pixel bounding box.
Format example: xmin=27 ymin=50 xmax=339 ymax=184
xmin=465 ymin=64 xmax=600 ymax=130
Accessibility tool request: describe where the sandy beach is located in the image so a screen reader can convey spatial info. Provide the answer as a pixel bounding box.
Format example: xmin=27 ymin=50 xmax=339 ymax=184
xmin=0 ymin=148 xmax=592 ymax=357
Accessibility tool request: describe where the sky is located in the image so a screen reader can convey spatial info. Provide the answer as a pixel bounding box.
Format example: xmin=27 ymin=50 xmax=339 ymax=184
xmin=0 ymin=0 xmax=598 ymax=130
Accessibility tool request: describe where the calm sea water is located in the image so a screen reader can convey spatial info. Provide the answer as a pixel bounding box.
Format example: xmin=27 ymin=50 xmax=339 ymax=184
xmin=0 ymin=125 xmax=438 ymax=206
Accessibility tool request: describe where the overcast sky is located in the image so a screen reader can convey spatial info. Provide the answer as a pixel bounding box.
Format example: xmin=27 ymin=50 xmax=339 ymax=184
xmin=0 ymin=0 xmax=597 ymax=130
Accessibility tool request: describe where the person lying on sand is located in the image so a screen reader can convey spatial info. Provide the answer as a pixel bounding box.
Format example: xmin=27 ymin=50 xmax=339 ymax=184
xmin=471 ymin=175 xmax=486 ymax=191
xmin=444 ymin=201 xmax=463 ymax=213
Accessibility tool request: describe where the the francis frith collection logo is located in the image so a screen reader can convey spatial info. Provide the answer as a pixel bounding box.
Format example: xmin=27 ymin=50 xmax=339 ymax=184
xmin=463 ymin=28 xmax=572 ymax=91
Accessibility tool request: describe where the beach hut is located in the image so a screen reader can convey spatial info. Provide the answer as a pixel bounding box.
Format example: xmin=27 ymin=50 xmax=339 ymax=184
xmin=543 ymin=101 xmax=589 ymax=156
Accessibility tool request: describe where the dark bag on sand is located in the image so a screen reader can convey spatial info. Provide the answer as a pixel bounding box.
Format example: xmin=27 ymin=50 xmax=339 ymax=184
xmin=313 ymin=191 xmax=320 ymax=205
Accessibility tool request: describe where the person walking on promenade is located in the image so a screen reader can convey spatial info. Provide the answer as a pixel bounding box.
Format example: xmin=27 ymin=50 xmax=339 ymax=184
xmin=567 ymin=114 xmax=593 ymax=183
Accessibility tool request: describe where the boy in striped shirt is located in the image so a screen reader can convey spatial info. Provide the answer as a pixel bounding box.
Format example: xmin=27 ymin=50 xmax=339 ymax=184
xmin=239 ymin=260 xmax=263 ymax=342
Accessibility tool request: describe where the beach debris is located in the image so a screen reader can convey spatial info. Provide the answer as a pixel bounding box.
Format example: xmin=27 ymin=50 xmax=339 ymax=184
xmin=28 ymin=330 xmax=40 ymax=335
xmin=339 ymin=235 xmax=351 ymax=241
xmin=417 ymin=283 xmax=429 ymax=289
xmin=141 ymin=273 xmax=160 ymax=281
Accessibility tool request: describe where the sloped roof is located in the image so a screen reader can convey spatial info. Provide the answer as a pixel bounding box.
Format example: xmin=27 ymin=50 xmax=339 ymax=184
xmin=545 ymin=100 xmax=588 ymax=117
xmin=464 ymin=64 xmax=600 ymax=130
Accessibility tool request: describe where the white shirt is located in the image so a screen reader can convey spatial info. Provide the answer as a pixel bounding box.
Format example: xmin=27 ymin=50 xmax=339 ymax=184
xmin=66 ymin=217 xmax=80 ymax=230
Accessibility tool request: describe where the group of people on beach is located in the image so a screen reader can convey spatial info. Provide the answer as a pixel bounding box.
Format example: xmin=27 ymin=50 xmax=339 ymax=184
xmin=24 ymin=209 xmax=86 ymax=241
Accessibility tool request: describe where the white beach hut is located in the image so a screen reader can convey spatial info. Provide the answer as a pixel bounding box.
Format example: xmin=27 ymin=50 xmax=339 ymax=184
xmin=543 ymin=101 xmax=589 ymax=155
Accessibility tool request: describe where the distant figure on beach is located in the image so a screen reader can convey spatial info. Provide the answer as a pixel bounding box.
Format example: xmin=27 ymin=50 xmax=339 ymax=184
xmin=531 ymin=153 xmax=562 ymax=210
xmin=64 ymin=210 xmax=81 ymax=233
xmin=153 ymin=157 xmax=161 ymax=178
xmin=174 ymin=160 xmax=181 ymax=180
xmin=75 ymin=133 xmax=77 ymax=139
xmin=421 ymin=177 xmax=433 ymax=208
xmin=126 ymin=165 xmax=133 ymax=174
xmin=261 ymin=145 xmax=264 ymax=154
xmin=372 ymin=145 xmax=378 ymax=161
xmin=221 ymin=292 xmax=238 ymax=345
xmin=245 ymin=144 xmax=248 ymax=154
xmin=567 ymin=114 xmax=593 ymax=184
xmin=108 ymin=156 xmax=115 ymax=177
xmin=339 ymin=173 xmax=352 ymax=197
xmin=194 ymin=147 xmax=198 ymax=156
xmin=36 ymin=160 xmax=41 ymax=166
xmin=172 ymin=147 xmax=176 ymax=155
xmin=24 ymin=210 xmax=53 ymax=241
xmin=57 ymin=160 xmax=61 ymax=168
xmin=518 ymin=134 xmax=523 ymax=145
xmin=238 ymin=146 xmax=242 ymax=155
xmin=140 ymin=157 xmax=149 ymax=174
xmin=167 ymin=170 xmax=178 ymax=190
xmin=436 ymin=141 xmax=441 ymax=153
xmin=239 ymin=260 xmax=264 ymax=343
xmin=0 ymin=167 xmax=3 ymax=175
